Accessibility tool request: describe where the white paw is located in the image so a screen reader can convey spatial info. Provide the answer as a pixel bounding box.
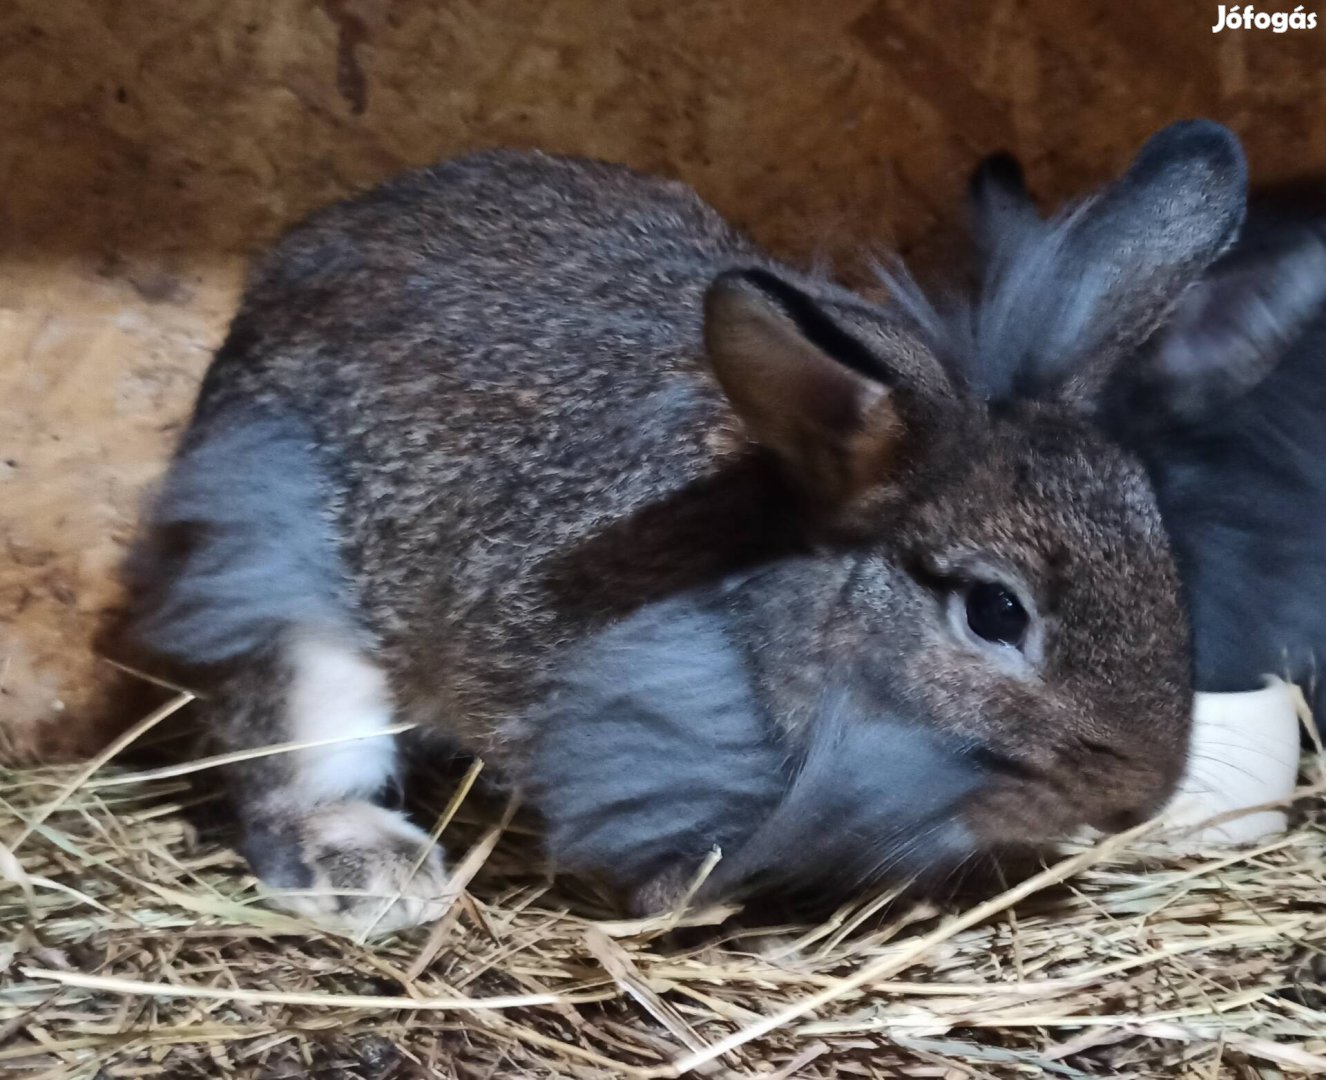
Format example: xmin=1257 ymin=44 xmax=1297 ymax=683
xmin=258 ymin=802 xmax=450 ymax=935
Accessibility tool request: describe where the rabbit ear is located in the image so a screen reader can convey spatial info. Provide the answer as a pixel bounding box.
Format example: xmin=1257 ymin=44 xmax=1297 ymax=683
xmin=1053 ymin=120 xmax=1248 ymax=405
xmin=963 ymin=122 xmax=1247 ymax=409
xmin=1127 ymin=236 xmax=1326 ymax=423
xmin=704 ymin=268 xmax=916 ymax=502
xmin=968 ymin=151 xmax=1043 ymax=259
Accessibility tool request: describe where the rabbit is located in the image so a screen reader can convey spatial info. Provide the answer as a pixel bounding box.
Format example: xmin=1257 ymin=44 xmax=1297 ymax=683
xmin=123 ymin=126 xmax=1243 ymax=931
xmin=964 ymin=127 xmax=1326 ymax=712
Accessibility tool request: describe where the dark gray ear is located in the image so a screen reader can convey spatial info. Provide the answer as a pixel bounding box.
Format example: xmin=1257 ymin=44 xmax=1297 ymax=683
xmin=1054 ymin=120 xmax=1248 ymax=404
xmin=1132 ymin=235 xmax=1326 ymax=422
xmin=968 ymin=151 xmax=1042 ymax=260
xmin=968 ymin=121 xmax=1249 ymax=408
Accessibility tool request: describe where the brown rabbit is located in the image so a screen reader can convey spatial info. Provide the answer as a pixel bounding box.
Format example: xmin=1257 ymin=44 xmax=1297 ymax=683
xmin=126 ymin=123 xmax=1245 ymax=931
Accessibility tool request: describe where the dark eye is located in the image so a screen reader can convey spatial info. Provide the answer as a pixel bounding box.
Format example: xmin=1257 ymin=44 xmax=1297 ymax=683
xmin=965 ymin=581 xmax=1029 ymax=647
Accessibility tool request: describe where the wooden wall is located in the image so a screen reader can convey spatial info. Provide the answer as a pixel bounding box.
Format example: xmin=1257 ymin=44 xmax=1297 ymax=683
xmin=4 ymin=0 xmax=1325 ymax=756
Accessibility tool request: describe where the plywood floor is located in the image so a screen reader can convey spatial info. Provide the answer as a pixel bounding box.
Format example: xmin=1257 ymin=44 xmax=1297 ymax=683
xmin=4 ymin=0 xmax=1325 ymax=757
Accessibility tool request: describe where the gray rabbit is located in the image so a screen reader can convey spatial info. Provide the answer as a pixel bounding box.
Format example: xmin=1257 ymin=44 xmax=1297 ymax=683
xmin=966 ymin=124 xmax=1326 ymax=713
xmin=125 ymin=127 xmax=1241 ymax=931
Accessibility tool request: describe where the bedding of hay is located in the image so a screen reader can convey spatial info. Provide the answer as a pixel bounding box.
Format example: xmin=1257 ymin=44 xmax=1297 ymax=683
xmin=2 ymin=689 xmax=1325 ymax=1079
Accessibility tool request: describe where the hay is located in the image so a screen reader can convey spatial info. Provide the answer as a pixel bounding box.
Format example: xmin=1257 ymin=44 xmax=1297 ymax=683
xmin=2 ymin=692 xmax=1325 ymax=1079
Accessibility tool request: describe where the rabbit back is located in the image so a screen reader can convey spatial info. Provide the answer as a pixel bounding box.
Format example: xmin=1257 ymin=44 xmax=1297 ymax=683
xmin=142 ymin=151 xmax=791 ymax=758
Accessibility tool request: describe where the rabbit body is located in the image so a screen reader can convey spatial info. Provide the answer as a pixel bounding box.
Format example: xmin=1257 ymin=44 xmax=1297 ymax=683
xmin=160 ymin=153 xmax=764 ymax=741
xmin=127 ymin=138 xmax=1239 ymax=929
xmin=1112 ymin=211 xmax=1326 ymax=700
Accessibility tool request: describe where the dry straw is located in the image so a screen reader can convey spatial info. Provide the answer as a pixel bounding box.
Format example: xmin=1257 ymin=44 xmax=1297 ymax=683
xmin=2 ymin=687 xmax=1324 ymax=1078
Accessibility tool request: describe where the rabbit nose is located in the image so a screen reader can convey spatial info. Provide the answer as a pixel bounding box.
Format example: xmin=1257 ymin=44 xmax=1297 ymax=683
xmin=1092 ymin=783 xmax=1179 ymax=832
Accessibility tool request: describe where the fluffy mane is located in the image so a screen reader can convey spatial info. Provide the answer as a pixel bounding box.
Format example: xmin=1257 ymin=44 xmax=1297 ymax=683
xmin=872 ymin=197 xmax=1125 ymax=405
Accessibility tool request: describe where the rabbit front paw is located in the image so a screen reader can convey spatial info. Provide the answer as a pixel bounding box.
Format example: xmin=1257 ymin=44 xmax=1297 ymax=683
xmin=244 ymin=801 xmax=449 ymax=935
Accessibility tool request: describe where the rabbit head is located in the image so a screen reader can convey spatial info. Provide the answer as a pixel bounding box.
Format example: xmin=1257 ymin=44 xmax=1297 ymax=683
xmin=529 ymin=124 xmax=1258 ymax=908
xmin=966 ymin=122 xmax=1326 ymax=704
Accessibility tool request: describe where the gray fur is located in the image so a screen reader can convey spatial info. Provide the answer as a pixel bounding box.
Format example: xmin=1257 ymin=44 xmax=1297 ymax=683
xmin=530 ymin=595 xmax=983 ymax=907
xmin=1114 ymin=222 xmax=1326 ymax=700
xmin=126 ymin=412 xmax=347 ymax=664
xmin=1137 ymin=234 xmax=1326 ymax=422
xmin=968 ymin=152 xmax=1043 ymax=263
xmin=526 ymin=594 xmax=785 ymax=891
xmin=697 ymin=692 xmax=982 ymax=902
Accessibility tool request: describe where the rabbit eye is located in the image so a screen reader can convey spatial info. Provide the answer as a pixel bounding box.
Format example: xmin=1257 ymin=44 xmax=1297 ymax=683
xmin=965 ymin=582 xmax=1029 ymax=647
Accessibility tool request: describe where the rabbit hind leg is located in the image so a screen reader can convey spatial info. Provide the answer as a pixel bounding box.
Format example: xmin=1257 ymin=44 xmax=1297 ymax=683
xmin=219 ymin=630 xmax=449 ymax=935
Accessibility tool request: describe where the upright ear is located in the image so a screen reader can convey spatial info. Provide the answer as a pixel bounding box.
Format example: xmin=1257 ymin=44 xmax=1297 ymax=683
xmin=1127 ymin=235 xmax=1326 ymax=423
xmin=704 ymin=268 xmax=920 ymax=503
xmin=968 ymin=151 xmax=1043 ymax=260
xmin=1055 ymin=120 xmax=1248 ymax=404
